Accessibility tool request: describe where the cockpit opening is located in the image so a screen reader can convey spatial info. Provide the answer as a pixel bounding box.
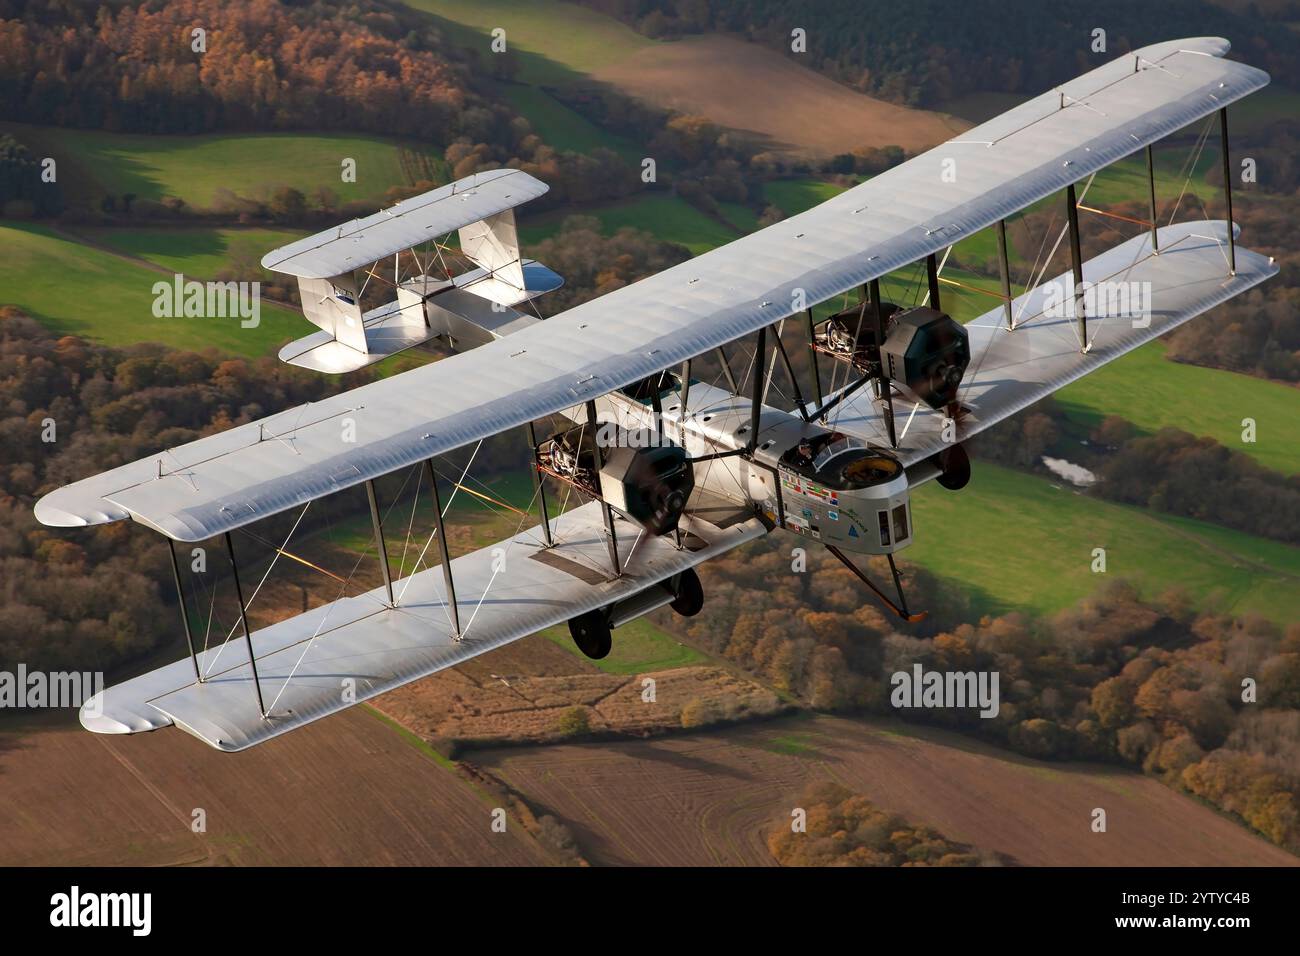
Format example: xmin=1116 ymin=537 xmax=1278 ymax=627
xmin=619 ymin=370 xmax=691 ymax=405
xmin=779 ymin=432 xmax=903 ymax=490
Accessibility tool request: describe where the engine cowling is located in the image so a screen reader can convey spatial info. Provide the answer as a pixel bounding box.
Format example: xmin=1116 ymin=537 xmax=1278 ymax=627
xmin=598 ymin=433 xmax=694 ymax=536
xmin=880 ymin=307 xmax=970 ymax=409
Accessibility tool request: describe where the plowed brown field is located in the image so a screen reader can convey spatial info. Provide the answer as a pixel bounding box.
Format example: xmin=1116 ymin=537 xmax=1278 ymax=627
xmin=0 ymin=708 xmax=550 ymax=866
xmin=474 ymin=714 xmax=1299 ymax=867
xmin=591 ymin=35 xmax=967 ymax=157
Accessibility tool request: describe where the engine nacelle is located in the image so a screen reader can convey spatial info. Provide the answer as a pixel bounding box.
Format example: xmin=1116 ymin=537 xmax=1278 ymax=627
xmin=817 ymin=301 xmax=902 ymax=370
xmin=880 ymin=307 xmax=970 ymax=409
xmin=598 ymin=433 xmax=695 ymax=536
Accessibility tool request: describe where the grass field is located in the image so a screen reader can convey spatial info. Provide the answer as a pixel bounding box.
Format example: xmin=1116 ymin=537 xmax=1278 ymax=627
xmin=717 ymin=201 xmax=760 ymax=233
xmin=1 ymin=123 xmax=415 ymax=209
xmin=542 ymin=617 xmax=708 ymax=675
xmin=1056 ymin=341 xmax=1300 ymax=476
xmin=498 ymin=84 xmax=643 ymax=160
xmin=80 ymin=226 xmax=307 ymax=280
xmin=0 ymin=222 xmax=301 ymax=356
xmin=906 ymin=462 xmax=1300 ymax=622
xmin=406 ymin=0 xmax=654 ymax=87
xmin=762 ymin=178 xmax=849 ymax=216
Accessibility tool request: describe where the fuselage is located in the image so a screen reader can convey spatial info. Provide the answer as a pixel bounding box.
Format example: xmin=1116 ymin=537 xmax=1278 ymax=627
xmin=560 ymin=377 xmax=914 ymax=556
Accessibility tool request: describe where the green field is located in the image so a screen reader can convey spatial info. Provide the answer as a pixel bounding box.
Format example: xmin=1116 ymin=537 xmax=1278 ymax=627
xmin=520 ymin=192 xmax=742 ymax=255
xmin=717 ymin=201 xmax=761 ymax=234
xmin=498 ymin=85 xmax=642 ymax=160
xmin=0 ymin=222 xmax=301 ymax=356
xmin=1057 ymin=341 xmax=1299 ymax=476
xmin=907 ymin=462 xmax=1300 ymax=622
xmin=1 ymin=123 xmax=416 ymax=209
xmin=543 ymin=617 xmax=708 ymax=675
xmin=81 ymin=227 xmax=307 ymax=280
xmin=1221 ymin=86 xmax=1300 ymax=136
xmin=762 ymin=179 xmax=848 ymax=216
xmin=406 ymin=0 xmax=649 ymax=161
xmin=407 ymin=0 xmax=653 ymax=86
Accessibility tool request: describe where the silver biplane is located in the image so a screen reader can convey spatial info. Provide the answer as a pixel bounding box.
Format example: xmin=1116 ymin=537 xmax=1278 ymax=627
xmin=36 ymin=38 xmax=1278 ymax=751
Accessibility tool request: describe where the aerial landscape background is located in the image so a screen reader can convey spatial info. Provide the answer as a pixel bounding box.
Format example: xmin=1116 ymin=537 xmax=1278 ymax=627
xmin=0 ymin=0 xmax=1297 ymax=866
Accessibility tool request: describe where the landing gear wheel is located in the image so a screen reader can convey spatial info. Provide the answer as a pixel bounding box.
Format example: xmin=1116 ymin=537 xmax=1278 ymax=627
xmin=670 ymin=568 xmax=704 ymax=617
xmin=936 ymin=443 xmax=971 ymax=491
xmin=568 ymin=610 xmax=612 ymax=659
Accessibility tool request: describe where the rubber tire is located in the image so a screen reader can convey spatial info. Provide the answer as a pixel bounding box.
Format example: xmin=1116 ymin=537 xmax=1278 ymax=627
xmin=936 ymin=444 xmax=971 ymax=491
xmin=568 ymin=610 xmax=613 ymax=659
xmin=670 ymin=568 xmax=705 ymax=617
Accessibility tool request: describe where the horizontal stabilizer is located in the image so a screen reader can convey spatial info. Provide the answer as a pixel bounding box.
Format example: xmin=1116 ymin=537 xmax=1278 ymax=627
xmin=266 ymin=171 xmax=564 ymax=372
xmin=79 ymin=502 xmax=766 ymax=751
xmin=457 ymin=258 xmax=564 ymax=308
xmin=278 ymin=259 xmax=563 ymax=372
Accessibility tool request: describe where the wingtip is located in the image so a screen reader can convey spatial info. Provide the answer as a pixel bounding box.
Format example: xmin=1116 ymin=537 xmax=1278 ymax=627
xmin=80 ymin=694 xmax=172 ymax=735
xmin=33 ymin=488 xmax=129 ymax=529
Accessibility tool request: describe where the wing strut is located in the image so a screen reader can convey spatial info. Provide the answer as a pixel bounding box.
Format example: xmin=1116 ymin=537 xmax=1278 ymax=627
xmin=747 ymin=326 xmax=766 ymax=453
xmin=926 ymin=253 xmax=942 ymax=310
xmin=717 ymin=347 xmax=739 ymax=394
xmin=1066 ymin=182 xmax=1088 ymax=351
xmin=804 ymin=307 xmax=824 ymax=409
xmin=167 ymin=538 xmax=203 ymax=684
xmin=365 ymin=479 xmax=395 ymax=605
xmin=424 ymin=460 xmax=462 ymax=638
xmin=1145 ymin=145 xmax=1160 ymax=254
xmin=224 ymin=531 xmax=268 ymax=718
xmin=525 ymin=422 xmax=553 ymax=547
xmin=678 ymin=360 xmax=692 ymax=445
xmin=771 ymin=322 xmax=808 ymax=420
xmin=869 ymin=278 xmax=897 ymax=447
xmin=586 ymin=400 xmax=621 ymax=576
xmin=1219 ymin=107 xmax=1236 ymax=275
xmin=826 ymin=544 xmax=926 ymax=623
xmin=995 ymin=219 xmax=1014 ymax=329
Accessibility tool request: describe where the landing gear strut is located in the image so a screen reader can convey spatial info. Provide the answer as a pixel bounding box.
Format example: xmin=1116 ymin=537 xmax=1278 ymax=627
xmin=825 ymin=545 xmax=927 ymax=623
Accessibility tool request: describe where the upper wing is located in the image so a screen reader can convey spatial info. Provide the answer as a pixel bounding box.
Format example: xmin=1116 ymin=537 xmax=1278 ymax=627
xmin=36 ymin=38 xmax=1268 ymax=541
xmin=81 ymin=502 xmax=768 ymax=751
xmin=824 ymin=220 xmax=1278 ymax=466
xmin=259 ymin=168 xmax=549 ymax=279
